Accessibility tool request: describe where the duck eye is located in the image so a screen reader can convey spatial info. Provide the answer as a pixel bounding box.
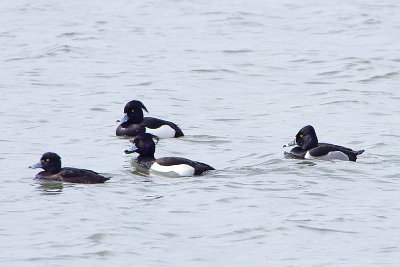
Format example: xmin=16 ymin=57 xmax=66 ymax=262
xmin=45 ymin=158 xmax=50 ymax=162
xmin=299 ymin=134 xmax=303 ymax=138
xmin=131 ymin=109 xmax=135 ymax=113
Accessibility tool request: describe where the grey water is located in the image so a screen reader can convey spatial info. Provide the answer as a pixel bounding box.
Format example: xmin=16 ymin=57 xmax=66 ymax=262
xmin=1 ymin=0 xmax=400 ymax=266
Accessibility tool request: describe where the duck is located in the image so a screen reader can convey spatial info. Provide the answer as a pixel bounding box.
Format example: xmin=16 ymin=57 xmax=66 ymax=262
xmin=283 ymin=125 xmax=364 ymax=162
xmin=116 ymin=100 xmax=184 ymax=138
xmin=124 ymin=133 xmax=214 ymax=176
xmin=29 ymin=152 xmax=110 ymax=184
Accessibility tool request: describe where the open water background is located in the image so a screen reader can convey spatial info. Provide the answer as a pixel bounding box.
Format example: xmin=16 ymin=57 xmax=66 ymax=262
xmin=1 ymin=0 xmax=400 ymax=266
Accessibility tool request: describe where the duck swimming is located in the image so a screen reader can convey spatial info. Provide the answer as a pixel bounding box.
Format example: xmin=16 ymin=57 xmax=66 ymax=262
xmin=29 ymin=152 xmax=109 ymax=184
xmin=284 ymin=125 xmax=364 ymax=162
xmin=124 ymin=133 xmax=214 ymax=176
xmin=116 ymin=100 xmax=184 ymax=138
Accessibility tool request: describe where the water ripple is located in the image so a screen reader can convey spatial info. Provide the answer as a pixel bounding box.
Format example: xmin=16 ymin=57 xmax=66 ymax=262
xmin=297 ymin=225 xmax=358 ymax=234
xmin=358 ymin=71 xmax=399 ymax=83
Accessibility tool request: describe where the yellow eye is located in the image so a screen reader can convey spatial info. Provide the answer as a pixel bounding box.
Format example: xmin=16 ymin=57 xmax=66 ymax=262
xmin=45 ymin=158 xmax=50 ymax=162
xmin=131 ymin=109 xmax=135 ymax=113
xmin=299 ymin=134 xmax=303 ymax=138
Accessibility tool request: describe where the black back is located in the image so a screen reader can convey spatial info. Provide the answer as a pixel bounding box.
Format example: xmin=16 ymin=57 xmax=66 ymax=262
xmin=307 ymin=143 xmax=364 ymax=162
xmin=142 ymin=117 xmax=184 ymax=137
xmin=156 ymin=157 xmax=214 ymax=175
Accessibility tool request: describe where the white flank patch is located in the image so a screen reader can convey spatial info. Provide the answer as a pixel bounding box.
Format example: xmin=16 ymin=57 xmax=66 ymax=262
xmin=150 ymin=162 xmax=195 ymax=177
xmin=305 ymin=151 xmax=349 ymax=161
xmin=146 ymin=125 xmax=176 ymax=138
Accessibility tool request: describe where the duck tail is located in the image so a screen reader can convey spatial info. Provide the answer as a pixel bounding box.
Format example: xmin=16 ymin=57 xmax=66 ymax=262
xmin=356 ymin=150 xmax=365 ymax=155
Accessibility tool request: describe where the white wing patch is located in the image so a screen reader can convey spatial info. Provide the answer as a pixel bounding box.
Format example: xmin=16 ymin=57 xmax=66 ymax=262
xmin=150 ymin=162 xmax=195 ymax=176
xmin=146 ymin=125 xmax=176 ymax=138
xmin=305 ymin=151 xmax=349 ymax=161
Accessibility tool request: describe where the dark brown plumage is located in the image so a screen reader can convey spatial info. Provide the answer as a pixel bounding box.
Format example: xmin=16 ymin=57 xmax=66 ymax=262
xmin=29 ymin=152 xmax=109 ymax=184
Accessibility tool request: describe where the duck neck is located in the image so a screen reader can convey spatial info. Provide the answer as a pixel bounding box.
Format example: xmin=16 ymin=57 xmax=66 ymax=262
xmin=308 ymin=137 xmax=318 ymax=150
xmin=137 ymin=155 xmax=155 ymax=162
xmin=45 ymin=164 xmax=61 ymax=174
xmin=128 ymin=110 xmax=144 ymax=124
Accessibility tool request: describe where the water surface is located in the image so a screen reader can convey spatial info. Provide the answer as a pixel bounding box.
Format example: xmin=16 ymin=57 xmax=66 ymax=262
xmin=1 ymin=0 xmax=400 ymax=266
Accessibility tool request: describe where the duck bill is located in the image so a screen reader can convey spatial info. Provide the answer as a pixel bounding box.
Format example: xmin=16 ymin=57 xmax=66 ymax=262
xmin=116 ymin=114 xmax=129 ymax=123
xmin=283 ymin=139 xmax=296 ymax=148
xmin=29 ymin=162 xmax=42 ymax=169
xmin=124 ymin=144 xmax=138 ymax=154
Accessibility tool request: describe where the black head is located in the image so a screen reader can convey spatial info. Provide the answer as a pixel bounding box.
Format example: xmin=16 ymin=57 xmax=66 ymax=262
xmin=30 ymin=152 xmax=62 ymax=174
xmin=296 ymin=125 xmax=319 ymax=150
xmin=124 ymin=133 xmax=158 ymax=157
xmin=123 ymin=100 xmax=148 ymax=123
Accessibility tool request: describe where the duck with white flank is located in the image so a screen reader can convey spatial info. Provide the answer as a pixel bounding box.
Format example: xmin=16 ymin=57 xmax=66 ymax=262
xmin=284 ymin=125 xmax=364 ymax=162
xmin=125 ymin=133 xmax=214 ymax=176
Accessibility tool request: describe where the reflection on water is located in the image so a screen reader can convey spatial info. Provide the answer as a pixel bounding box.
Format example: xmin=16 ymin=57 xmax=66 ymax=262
xmin=35 ymin=181 xmax=64 ymax=195
xmin=129 ymin=159 xmax=150 ymax=177
xmin=295 ymin=161 xmax=317 ymax=167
